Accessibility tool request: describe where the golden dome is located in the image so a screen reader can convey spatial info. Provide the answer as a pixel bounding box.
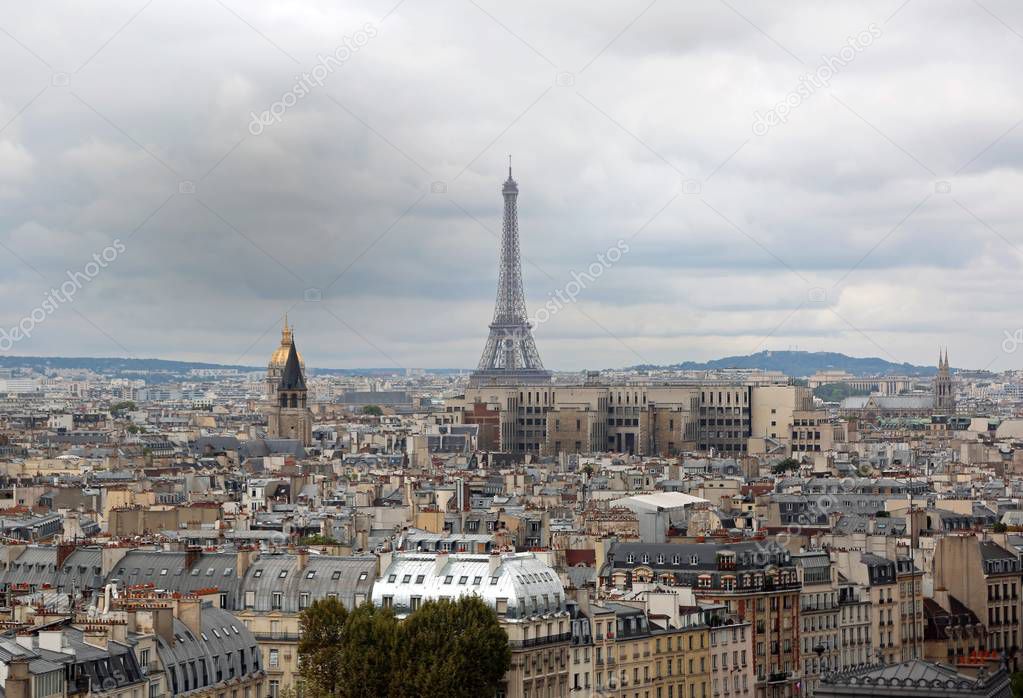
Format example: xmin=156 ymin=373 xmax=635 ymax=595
xmin=269 ymin=316 xmax=305 ymax=369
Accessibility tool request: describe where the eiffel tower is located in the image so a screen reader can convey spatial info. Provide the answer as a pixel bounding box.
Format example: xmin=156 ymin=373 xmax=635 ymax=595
xmin=469 ymin=161 xmax=551 ymax=387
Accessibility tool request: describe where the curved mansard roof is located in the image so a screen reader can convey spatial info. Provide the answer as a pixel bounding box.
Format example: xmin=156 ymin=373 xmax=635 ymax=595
xmin=156 ymin=604 xmax=262 ymax=694
xmin=371 ymin=552 xmax=565 ymax=620
xmin=239 ymin=554 xmax=377 ymax=612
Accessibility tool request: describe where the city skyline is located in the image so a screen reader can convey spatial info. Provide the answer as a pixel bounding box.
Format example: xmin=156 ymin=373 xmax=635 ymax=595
xmin=1 ymin=1 xmax=1022 ymax=370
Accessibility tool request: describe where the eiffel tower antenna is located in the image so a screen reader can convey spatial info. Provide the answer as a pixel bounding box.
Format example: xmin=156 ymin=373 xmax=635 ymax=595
xmin=469 ymin=161 xmax=551 ymax=387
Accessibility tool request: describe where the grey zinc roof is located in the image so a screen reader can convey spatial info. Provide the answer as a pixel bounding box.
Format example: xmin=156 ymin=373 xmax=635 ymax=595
xmin=1 ymin=547 xmax=58 ymax=587
xmin=156 ymin=604 xmax=262 ymax=693
xmin=239 ymin=554 xmax=377 ymax=612
xmin=104 ymin=551 xmax=244 ymax=608
xmin=56 ymin=547 xmax=103 ymax=593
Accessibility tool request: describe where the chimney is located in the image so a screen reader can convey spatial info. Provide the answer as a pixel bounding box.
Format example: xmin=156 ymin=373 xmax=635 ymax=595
xmin=185 ymin=546 xmax=202 ymax=571
xmin=296 ymin=548 xmax=308 ymax=572
xmin=489 ymin=551 xmax=502 ymax=576
xmin=235 ymin=547 xmax=257 ymax=579
xmin=4 ymin=657 xmax=30 ymax=698
xmin=152 ymin=606 xmax=174 ymax=644
xmin=83 ymin=627 xmax=108 ymax=650
xmin=177 ymin=596 xmax=202 ymax=636
xmin=110 ymin=619 xmax=127 ymax=643
xmin=56 ymin=542 xmax=76 ymax=569
xmin=434 ymin=551 xmax=449 ymax=576
xmin=37 ymin=630 xmax=65 ymax=653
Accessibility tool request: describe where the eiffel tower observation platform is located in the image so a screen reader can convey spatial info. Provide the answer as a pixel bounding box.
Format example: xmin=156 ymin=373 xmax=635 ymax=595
xmin=469 ymin=162 xmax=552 ymax=388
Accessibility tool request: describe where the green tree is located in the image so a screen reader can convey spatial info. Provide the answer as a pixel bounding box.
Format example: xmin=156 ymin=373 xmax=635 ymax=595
xmin=110 ymin=400 xmax=136 ymax=417
xmin=299 ymin=597 xmax=349 ymax=697
xmin=771 ymin=458 xmax=800 ymax=474
xmin=390 ymin=597 xmax=511 ymax=698
xmin=361 ymin=404 xmax=383 ymax=416
xmin=337 ymin=603 xmax=400 ymax=697
xmin=299 ymin=533 xmax=339 ymax=546
xmin=1011 ymin=671 xmax=1023 ymax=698
xmin=296 ymin=596 xmax=510 ymax=698
xmin=812 ymin=382 xmax=869 ymax=402
xmin=993 ymin=521 xmax=1009 ymax=533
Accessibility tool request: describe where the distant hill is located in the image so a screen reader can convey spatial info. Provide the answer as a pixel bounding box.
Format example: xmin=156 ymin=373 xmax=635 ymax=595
xmin=0 ymin=350 xmax=936 ymax=380
xmin=0 ymin=355 xmax=458 ymax=379
xmin=631 ymin=350 xmax=937 ymax=377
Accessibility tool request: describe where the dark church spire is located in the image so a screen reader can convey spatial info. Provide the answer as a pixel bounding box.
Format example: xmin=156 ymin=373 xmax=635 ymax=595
xmin=278 ymin=337 xmax=306 ymax=392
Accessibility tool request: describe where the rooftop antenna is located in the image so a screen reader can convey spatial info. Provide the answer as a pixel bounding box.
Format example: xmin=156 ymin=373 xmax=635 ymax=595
xmin=508 ymin=154 xmax=512 ymax=178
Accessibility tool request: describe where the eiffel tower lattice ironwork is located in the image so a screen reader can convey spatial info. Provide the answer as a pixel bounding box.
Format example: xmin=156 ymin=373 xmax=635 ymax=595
xmin=469 ymin=161 xmax=551 ymax=387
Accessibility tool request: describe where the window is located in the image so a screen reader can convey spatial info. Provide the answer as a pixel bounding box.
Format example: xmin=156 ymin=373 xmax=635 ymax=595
xmin=306 ymin=570 xmax=316 ymax=579
xmin=411 ymin=596 xmax=422 ymax=611
xmin=299 ymin=593 xmax=310 ymax=609
xmin=253 ymin=569 xmax=263 ymax=578
xmin=491 ymin=576 xmax=500 ymax=585
xmin=415 ymin=575 xmax=425 ymax=584
xmin=333 ymin=570 xmax=343 ymax=580
xmin=272 ymin=592 xmax=283 ymax=610
xmin=278 ymin=570 xmax=288 ymax=579
xmin=269 ymin=649 xmax=279 ymax=668
xmin=387 ymin=574 xmax=396 ymax=582
xmin=473 ymin=576 xmax=483 ymax=585
xmin=459 ymin=576 xmax=469 ymax=585
xmin=444 ymin=575 xmax=454 ymax=584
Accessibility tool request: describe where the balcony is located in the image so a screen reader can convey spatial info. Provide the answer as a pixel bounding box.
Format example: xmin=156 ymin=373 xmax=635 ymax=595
xmin=767 ymin=672 xmax=791 ymax=684
xmin=509 ymin=632 xmax=572 ymax=649
xmin=253 ymin=632 xmax=301 ymax=642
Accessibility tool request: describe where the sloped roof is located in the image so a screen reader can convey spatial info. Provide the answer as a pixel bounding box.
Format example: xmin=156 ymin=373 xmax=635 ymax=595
xmin=278 ymin=340 xmax=306 ymax=391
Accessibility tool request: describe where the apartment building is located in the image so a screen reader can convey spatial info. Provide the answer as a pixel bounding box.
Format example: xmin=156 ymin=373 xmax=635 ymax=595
xmin=792 ymin=552 xmax=839 ymax=696
xmin=934 ymin=536 xmax=1022 ymax=668
xmin=832 ymin=551 xmax=922 ymax=665
xmin=708 ymin=616 xmax=754 ymax=698
xmin=835 ymin=580 xmax=872 ymax=671
xmin=601 ymin=542 xmax=800 ymax=698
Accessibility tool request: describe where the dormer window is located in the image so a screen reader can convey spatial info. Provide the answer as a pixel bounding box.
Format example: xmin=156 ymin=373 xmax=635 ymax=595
xmin=690 ymin=555 xmax=699 ymax=565
xmin=641 ymin=554 xmax=650 ymax=564
xmin=627 ymin=554 xmax=635 ymax=564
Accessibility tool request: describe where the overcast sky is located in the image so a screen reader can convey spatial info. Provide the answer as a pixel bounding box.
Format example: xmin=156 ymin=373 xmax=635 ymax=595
xmin=1 ymin=0 xmax=1022 ymax=371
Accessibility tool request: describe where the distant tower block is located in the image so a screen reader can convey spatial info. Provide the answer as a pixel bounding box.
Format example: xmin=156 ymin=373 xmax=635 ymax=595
xmin=469 ymin=161 xmax=551 ymax=387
